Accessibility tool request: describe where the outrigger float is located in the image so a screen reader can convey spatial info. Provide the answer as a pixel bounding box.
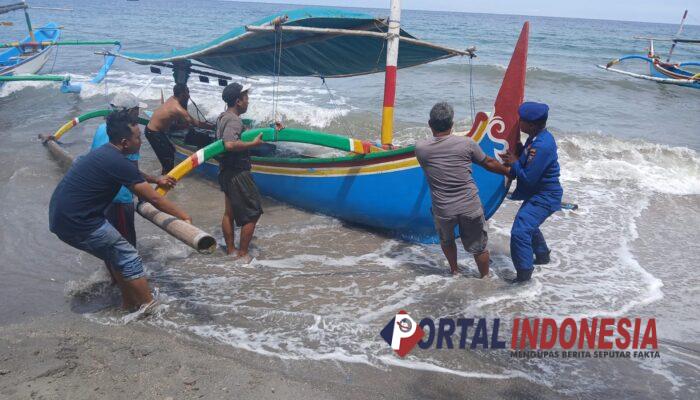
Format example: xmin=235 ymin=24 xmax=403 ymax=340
xmin=598 ymin=10 xmax=700 ymax=89
xmin=0 ymin=1 xmax=120 ymax=93
xmin=46 ymin=1 xmax=530 ymax=243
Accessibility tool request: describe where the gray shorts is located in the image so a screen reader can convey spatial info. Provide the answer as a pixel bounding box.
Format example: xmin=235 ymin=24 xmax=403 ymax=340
xmin=433 ymin=213 xmax=488 ymax=254
xmin=218 ymin=169 xmax=263 ymax=227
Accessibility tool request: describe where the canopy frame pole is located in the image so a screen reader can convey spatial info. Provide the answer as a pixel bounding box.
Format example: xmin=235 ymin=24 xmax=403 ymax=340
xmin=380 ymin=0 xmax=401 ymax=148
xmin=21 ymin=1 xmax=36 ymax=44
xmin=244 ymin=25 xmax=475 ymax=57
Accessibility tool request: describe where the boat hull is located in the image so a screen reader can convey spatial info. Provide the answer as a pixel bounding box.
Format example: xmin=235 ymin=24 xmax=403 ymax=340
xmin=0 ymin=24 xmax=60 ymax=86
xmin=649 ymin=60 xmax=700 ymax=88
xmin=172 ymin=142 xmax=508 ymax=243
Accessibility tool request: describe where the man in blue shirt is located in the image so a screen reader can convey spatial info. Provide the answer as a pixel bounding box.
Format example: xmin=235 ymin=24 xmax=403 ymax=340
xmin=91 ymin=93 xmax=146 ymax=253
xmin=50 ymin=110 xmax=191 ymax=312
xmin=501 ymin=102 xmax=563 ymax=282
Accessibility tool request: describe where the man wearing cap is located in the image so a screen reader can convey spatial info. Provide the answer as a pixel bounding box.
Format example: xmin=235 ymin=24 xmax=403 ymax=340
xmin=501 ymin=102 xmax=563 ymax=282
xmin=90 ymin=92 xmax=177 ymax=284
xmin=217 ymin=82 xmax=273 ymax=262
xmin=145 ymin=83 xmax=215 ymax=175
xmin=416 ymin=102 xmax=512 ymax=278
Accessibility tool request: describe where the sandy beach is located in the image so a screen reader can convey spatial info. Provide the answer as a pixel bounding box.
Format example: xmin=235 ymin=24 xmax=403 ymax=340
xmin=0 ymin=314 xmax=571 ymax=400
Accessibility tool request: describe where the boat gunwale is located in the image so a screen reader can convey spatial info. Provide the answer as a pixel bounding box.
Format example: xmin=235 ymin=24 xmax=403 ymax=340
xmin=170 ymin=135 xmax=418 ymax=167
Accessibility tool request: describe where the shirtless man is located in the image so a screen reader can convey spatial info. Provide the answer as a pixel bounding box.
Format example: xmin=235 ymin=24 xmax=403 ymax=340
xmin=145 ymin=83 xmax=214 ymax=174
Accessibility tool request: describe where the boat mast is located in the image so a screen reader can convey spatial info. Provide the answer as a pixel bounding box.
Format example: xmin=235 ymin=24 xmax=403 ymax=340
xmin=380 ymin=0 xmax=400 ymax=148
xmin=667 ymin=9 xmax=688 ymax=62
xmin=21 ymin=1 xmax=36 ymax=43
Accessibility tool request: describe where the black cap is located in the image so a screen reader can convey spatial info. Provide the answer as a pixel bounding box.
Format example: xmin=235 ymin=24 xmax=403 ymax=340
xmin=222 ymin=82 xmax=252 ymax=106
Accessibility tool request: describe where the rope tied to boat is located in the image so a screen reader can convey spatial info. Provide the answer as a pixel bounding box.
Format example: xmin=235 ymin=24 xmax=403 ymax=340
xmin=320 ymin=76 xmax=353 ymax=138
xmin=468 ymin=55 xmax=476 ymax=124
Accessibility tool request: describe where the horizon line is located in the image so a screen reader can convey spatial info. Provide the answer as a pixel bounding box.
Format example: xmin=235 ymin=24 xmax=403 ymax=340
xmin=221 ymin=0 xmax=700 ymax=27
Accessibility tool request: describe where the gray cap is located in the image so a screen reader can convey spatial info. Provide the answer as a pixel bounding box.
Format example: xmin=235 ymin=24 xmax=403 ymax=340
xmin=110 ymin=92 xmax=147 ymax=110
xmin=222 ymin=82 xmax=252 ymax=105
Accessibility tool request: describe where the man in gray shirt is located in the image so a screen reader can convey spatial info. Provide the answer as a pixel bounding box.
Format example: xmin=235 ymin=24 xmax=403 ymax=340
xmin=416 ymin=102 xmax=511 ymax=277
xmin=217 ymin=82 xmax=266 ymax=262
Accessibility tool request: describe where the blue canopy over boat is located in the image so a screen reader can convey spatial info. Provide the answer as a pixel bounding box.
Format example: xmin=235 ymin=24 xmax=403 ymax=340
xmin=119 ymin=8 xmax=472 ymax=77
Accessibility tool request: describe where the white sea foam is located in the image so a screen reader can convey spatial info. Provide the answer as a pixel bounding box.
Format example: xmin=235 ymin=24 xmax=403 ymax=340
xmin=557 ymin=134 xmax=700 ymax=195
xmin=0 ymin=79 xmax=58 ymax=97
xmin=74 ymin=70 xmax=352 ymax=128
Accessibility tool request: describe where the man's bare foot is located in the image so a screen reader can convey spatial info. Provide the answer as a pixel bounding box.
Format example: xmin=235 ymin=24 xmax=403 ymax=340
xmin=450 ymin=268 xmax=460 ymax=276
xmin=122 ymin=299 xmax=160 ymax=323
xmin=225 ymin=246 xmax=238 ymax=255
xmin=233 ymin=253 xmax=254 ymax=264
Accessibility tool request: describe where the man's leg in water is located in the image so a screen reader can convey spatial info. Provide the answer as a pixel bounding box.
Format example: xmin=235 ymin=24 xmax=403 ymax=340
xmin=109 ymin=236 xmax=153 ymax=309
xmin=440 ymin=241 xmax=460 ymax=275
xmin=473 ymin=250 xmax=490 ymax=278
xmin=237 ymin=216 xmax=259 ymax=258
xmin=108 ymin=268 xmax=136 ymax=310
xmin=459 ymin=214 xmax=490 ymax=278
xmin=70 ymin=222 xmax=152 ymax=309
xmin=434 ymin=214 xmax=460 ymax=274
xmin=222 ymin=195 xmax=237 ymax=255
xmin=121 ymin=277 xmax=153 ymax=310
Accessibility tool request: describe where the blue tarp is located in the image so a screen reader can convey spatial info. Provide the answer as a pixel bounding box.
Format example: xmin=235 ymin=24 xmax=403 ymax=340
xmin=120 ymin=8 xmax=460 ymax=77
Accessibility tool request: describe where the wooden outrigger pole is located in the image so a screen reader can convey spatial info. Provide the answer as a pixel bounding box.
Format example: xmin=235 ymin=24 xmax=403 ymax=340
xmin=39 ymin=129 xmax=217 ymax=254
xmin=667 ymin=9 xmax=688 ymax=62
xmin=380 ymin=0 xmax=401 ymax=148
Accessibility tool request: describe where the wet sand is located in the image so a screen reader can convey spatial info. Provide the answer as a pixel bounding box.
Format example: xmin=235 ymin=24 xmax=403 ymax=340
xmin=0 ymin=314 xmax=568 ymax=400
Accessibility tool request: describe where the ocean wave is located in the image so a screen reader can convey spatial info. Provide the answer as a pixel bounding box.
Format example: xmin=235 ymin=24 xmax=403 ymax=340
xmin=557 ymin=133 xmax=700 ymax=195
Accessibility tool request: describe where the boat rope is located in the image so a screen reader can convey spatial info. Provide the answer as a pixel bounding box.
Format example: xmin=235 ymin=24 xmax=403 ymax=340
xmin=190 ymin=96 xmax=211 ymax=124
xmin=320 ymin=76 xmax=353 ymax=137
xmin=135 ymin=74 xmax=158 ymax=99
xmin=468 ymin=56 xmax=476 ymax=124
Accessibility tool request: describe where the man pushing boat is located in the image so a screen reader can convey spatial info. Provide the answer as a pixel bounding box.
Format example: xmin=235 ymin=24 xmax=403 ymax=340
xmin=145 ymin=83 xmax=215 ymax=174
xmin=216 ymin=82 xmax=282 ymax=262
xmin=49 ymin=110 xmax=192 ymax=313
xmin=416 ymin=102 xmax=511 ymax=277
xmin=501 ymin=102 xmax=563 ymax=282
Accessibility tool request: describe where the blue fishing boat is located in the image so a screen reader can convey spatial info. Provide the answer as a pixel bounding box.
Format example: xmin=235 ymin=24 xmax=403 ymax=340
xmin=52 ymin=3 xmax=530 ymax=243
xmin=0 ymin=1 xmax=120 ymax=92
xmin=599 ymin=10 xmax=700 ymax=89
xmin=0 ymin=1 xmax=60 ymax=84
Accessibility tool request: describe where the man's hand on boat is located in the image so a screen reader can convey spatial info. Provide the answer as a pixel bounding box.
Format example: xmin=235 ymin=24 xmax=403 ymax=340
xmin=500 ymin=152 xmax=517 ymax=165
xmin=252 ymin=133 xmax=264 ymax=146
xmin=155 ymin=175 xmax=177 ymax=191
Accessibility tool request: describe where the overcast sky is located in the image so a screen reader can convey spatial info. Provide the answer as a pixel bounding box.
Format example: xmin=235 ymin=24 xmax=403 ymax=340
xmin=242 ymin=0 xmax=699 ymax=25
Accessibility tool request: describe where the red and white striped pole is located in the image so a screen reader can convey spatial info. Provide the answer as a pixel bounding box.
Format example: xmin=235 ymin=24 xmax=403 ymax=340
xmin=380 ymin=0 xmax=401 ymax=148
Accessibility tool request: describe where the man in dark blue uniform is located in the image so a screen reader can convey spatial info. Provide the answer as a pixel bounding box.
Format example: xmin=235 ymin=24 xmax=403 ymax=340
xmin=501 ymin=102 xmax=563 ymax=282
